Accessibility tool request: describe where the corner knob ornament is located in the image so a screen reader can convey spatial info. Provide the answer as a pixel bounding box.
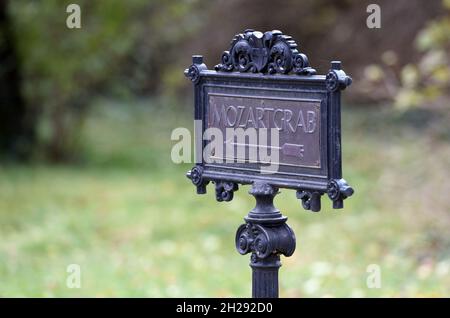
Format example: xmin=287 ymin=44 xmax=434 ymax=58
xmin=326 ymin=61 xmax=352 ymax=92
xmin=327 ymin=178 xmax=354 ymax=209
xmin=296 ymin=190 xmax=323 ymax=212
xmin=186 ymin=166 xmax=209 ymax=194
xmin=184 ymin=55 xmax=207 ymax=84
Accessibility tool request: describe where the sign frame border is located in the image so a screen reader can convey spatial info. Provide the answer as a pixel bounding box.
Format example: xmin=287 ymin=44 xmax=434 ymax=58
xmin=185 ymin=30 xmax=354 ymax=211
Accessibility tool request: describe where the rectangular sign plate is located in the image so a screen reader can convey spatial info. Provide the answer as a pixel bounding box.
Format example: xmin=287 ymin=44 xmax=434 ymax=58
xmin=191 ymin=71 xmax=335 ymax=192
xmin=207 ymin=93 xmax=321 ymax=169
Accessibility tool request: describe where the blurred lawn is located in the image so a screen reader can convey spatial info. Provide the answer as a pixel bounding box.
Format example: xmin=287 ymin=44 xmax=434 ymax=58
xmin=0 ymin=99 xmax=449 ymax=297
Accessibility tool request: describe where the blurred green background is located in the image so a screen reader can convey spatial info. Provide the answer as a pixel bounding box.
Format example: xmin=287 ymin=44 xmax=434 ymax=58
xmin=0 ymin=0 xmax=449 ymax=297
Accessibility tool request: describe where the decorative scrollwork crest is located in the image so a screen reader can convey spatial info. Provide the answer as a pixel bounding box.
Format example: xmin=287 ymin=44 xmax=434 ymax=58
xmin=215 ymin=29 xmax=316 ymax=76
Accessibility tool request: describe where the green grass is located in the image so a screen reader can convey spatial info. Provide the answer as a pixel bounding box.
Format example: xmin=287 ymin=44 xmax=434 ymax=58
xmin=0 ymin=99 xmax=449 ymax=297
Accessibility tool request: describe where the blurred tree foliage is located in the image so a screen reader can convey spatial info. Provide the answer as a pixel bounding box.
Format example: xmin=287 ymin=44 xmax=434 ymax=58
xmin=395 ymin=0 xmax=450 ymax=109
xmin=0 ymin=0 xmax=31 ymax=159
xmin=4 ymin=0 xmax=204 ymax=161
xmin=361 ymin=0 xmax=450 ymax=109
xmin=9 ymin=0 xmax=142 ymax=160
xmin=0 ymin=0 xmax=446 ymax=161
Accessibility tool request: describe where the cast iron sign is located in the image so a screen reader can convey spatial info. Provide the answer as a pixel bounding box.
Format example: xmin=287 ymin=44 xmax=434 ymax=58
xmin=184 ymin=29 xmax=354 ymax=298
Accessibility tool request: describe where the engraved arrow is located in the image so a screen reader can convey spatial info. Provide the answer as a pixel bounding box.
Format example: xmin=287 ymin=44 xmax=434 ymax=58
xmin=224 ymin=140 xmax=304 ymax=158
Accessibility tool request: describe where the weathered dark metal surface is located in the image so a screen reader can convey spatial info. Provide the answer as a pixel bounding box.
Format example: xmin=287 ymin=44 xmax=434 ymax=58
xmin=207 ymin=94 xmax=321 ymax=169
xmin=184 ymin=29 xmax=354 ymax=298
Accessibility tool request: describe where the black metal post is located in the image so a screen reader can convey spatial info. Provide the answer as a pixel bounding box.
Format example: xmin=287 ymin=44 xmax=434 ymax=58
xmin=235 ymin=181 xmax=296 ymax=298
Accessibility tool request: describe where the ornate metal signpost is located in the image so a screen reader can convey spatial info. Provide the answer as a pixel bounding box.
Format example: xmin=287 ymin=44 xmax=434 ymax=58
xmin=185 ymin=29 xmax=354 ymax=298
